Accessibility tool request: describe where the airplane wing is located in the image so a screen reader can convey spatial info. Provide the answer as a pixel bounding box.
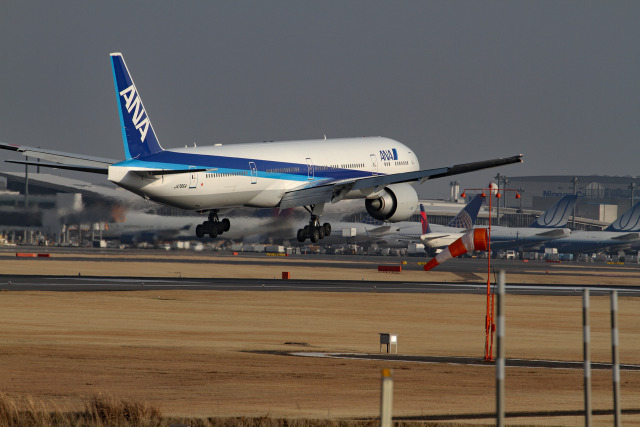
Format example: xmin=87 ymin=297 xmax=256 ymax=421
xmin=1 ymin=142 xmax=116 ymax=174
xmin=533 ymin=228 xmax=572 ymax=238
xmin=420 ymin=233 xmax=454 ymax=242
xmin=279 ymin=154 xmax=523 ymax=209
xmin=366 ymin=225 xmax=399 ymax=237
xmin=611 ymin=232 xmax=640 ymax=241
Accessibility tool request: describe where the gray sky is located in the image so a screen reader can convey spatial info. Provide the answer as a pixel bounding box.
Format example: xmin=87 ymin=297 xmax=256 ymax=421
xmin=2 ymin=1 xmax=639 ymax=199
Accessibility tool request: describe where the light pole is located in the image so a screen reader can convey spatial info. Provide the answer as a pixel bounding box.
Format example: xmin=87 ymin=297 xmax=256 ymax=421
xmin=461 ymin=186 xmax=520 ymax=361
xmin=630 ymin=182 xmax=637 ymax=208
xmin=571 ymin=177 xmax=580 ymax=229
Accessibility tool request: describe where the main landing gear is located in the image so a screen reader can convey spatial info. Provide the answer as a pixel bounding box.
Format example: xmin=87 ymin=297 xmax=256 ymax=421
xmin=195 ymin=210 xmax=230 ymax=239
xmin=297 ymin=204 xmax=332 ymax=243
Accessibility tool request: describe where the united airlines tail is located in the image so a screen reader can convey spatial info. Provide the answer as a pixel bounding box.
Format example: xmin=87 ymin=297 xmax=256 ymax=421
xmin=448 ymin=194 xmax=483 ymax=228
xmin=604 ymin=200 xmax=640 ymax=232
xmin=110 ymin=53 xmax=163 ymax=160
xmin=529 ymin=195 xmax=577 ymax=228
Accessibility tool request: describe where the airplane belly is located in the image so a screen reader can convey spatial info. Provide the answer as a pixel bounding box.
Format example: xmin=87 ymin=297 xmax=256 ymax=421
xmin=110 ymin=168 xmax=286 ymax=210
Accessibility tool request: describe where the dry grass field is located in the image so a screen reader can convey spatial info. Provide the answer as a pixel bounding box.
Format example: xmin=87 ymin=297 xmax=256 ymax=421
xmin=1 ymin=250 xmax=639 ymax=426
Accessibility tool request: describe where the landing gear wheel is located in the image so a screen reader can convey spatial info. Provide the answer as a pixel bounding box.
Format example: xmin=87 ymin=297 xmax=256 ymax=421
xmin=208 ymin=224 xmax=218 ymax=238
xmin=318 ymin=226 xmax=325 ymax=239
xmin=196 ymin=224 xmax=204 ymax=238
xmin=221 ymin=218 xmax=231 ymax=232
xmin=297 ymin=229 xmax=306 ymax=243
xmin=323 ymin=223 xmax=331 ymax=236
xmin=309 ymin=228 xmax=320 ymax=243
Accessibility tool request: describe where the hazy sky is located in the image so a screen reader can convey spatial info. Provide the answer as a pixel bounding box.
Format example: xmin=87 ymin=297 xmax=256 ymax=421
xmin=2 ymin=1 xmax=639 ymax=199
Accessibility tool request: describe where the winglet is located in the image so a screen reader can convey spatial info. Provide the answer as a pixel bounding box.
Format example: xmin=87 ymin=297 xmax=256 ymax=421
xmin=110 ymin=53 xmax=163 ymax=160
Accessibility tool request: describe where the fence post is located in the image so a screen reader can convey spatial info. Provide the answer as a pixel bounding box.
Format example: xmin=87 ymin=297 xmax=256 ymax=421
xmin=380 ymin=368 xmax=393 ymax=427
xmin=611 ymin=290 xmax=621 ymax=426
xmin=496 ymin=270 xmax=505 ymax=427
xmin=583 ymin=289 xmax=592 ymax=426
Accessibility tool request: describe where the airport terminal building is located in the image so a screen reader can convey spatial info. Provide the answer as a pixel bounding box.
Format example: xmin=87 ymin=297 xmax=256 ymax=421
xmin=506 ymin=175 xmax=640 ymax=224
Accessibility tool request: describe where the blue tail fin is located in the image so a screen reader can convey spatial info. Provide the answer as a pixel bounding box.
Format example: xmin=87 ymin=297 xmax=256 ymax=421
xmin=419 ymin=204 xmax=431 ymax=234
xmin=448 ymin=194 xmax=483 ymax=228
xmin=529 ymin=195 xmax=577 ymax=228
xmin=604 ymin=200 xmax=640 ymax=231
xmin=110 ymin=53 xmax=163 ymax=160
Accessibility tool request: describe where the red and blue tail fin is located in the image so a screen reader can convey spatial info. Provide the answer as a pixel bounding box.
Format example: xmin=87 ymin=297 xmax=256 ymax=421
xmin=419 ymin=204 xmax=431 ymax=234
xmin=110 ymin=53 xmax=163 ymax=160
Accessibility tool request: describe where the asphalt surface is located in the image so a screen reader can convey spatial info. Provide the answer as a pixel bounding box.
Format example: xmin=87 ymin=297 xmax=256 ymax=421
xmin=1 ymin=274 xmax=640 ymax=296
xmin=3 ymin=246 xmax=640 ymax=295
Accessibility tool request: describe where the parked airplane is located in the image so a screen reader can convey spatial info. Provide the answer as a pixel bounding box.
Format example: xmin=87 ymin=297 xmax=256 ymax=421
xmin=419 ymin=196 xmax=485 ymax=254
xmin=478 ymin=194 xmax=577 ymax=252
xmin=1 ymin=53 xmax=522 ymax=242
xmin=326 ymin=194 xmax=484 ymax=248
xmin=540 ymin=200 xmax=640 ymax=254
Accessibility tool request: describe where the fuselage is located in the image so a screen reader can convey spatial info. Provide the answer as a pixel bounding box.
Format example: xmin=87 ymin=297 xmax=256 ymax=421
xmin=484 ymin=226 xmax=571 ymax=251
xmin=541 ymin=231 xmax=640 ymax=254
xmin=107 ymin=136 xmax=419 ymax=211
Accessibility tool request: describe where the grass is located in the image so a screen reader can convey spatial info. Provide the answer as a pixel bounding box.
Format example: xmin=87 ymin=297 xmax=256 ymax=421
xmin=0 ymin=393 xmax=482 ymax=426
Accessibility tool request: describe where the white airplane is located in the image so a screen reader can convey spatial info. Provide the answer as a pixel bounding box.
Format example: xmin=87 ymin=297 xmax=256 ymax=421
xmin=419 ymin=195 xmax=485 ymax=253
xmin=479 ymin=194 xmax=577 ymax=252
xmin=541 ymin=200 xmax=640 ymax=254
xmin=421 ymin=194 xmax=577 ymax=254
xmin=322 ymin=195 xmax=483 ymax=248
xmin=1 ymin=53 xmax=522 ymax=242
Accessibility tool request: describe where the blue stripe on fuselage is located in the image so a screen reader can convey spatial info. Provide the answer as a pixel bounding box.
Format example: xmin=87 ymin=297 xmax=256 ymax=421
xmin=111 ymin=150 xmax=376 ymax=182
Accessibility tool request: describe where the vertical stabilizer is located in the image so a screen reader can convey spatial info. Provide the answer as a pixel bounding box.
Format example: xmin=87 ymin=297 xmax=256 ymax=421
xmin=529 ymin=195 xmax=577 ymax=228
xmin=605 ymin=201 xmax=640 ymax=231
xmin=448 ymin=194 xmax=483 ymax=228
xmin=110 ymin=53 xmax=163 ymax=159
xmin=419 ymin=204 xmax=431 ymax=234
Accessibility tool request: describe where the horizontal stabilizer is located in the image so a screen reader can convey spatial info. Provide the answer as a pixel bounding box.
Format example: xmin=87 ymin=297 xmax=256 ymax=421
xmin=0 ymin=142 xmax=115 ymax=169
xmin=5 ymin=160 xmax=108 ymax=175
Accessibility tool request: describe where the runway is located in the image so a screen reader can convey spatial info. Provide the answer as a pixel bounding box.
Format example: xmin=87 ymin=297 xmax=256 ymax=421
xmin=2 ymin=274 xmax=640 ymax=296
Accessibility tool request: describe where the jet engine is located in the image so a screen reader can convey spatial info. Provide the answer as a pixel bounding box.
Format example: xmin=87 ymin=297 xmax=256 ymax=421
xmin=365 ymin=183 xmax=418 ymax=222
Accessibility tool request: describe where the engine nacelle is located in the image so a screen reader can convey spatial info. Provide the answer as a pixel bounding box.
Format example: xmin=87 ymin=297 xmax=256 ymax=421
xmin=365 ymin=183 xmax=418 ymax=222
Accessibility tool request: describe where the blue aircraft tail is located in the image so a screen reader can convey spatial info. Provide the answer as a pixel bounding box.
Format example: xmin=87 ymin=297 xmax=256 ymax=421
xmin=604 ymin=200 xmax=640 ymax=232
xmin=419 ymin=204 xmax=432 ymax=234
xmin=529 ymin=195 xmax=578 ymax=228
xmin=448 ymin=194 xmax=483 ymax=228
xmin=110 ymin=53 xmax=163 ymax=160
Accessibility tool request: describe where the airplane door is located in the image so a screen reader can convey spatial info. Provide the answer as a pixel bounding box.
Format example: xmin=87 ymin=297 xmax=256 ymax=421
xmin=189 ymin=166 xmax=198 ymax=188
xmin=370 ymin=154 xmax=379 ymax=175
xmin=249 ymin=162 xmax=257 ymax=184
xmin=306 ymin=158 xmax=314 ymax=180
